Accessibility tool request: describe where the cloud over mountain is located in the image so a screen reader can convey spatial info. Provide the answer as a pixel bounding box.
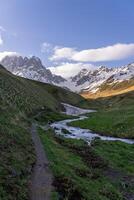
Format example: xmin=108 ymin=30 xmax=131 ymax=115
xmin=48 ymin=62 xmax=96 ymax=78
xmin=0 ymin=26 xmax=5 ymax=46
xmin=0 ymin=35 xmax=3 ymax=45
xmin=0 ymin=51 xmax=20 ymax=61
xmin=50 ymin=43 xmax=134 ymax=62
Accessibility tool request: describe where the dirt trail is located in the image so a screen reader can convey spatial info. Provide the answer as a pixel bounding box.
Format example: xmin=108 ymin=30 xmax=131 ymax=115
xmin=30 ymin=123 xmax=53 ymax=200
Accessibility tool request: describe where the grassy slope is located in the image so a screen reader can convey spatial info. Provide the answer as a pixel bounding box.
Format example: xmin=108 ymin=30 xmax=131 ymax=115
xmin=70 ymin=91 xmax=134 ymax=138
xmin=81 ymin=79 xmax=134 ymax=99
xmin=0 ymin=109 xmax=36 ymax=200
xmin=39 ymin=129 xmax=134 ymax=200
xmin=0 ymin=65 xmax=90 ymax=200
xmin=1 ymin=64 xmax=134 ymax=199
xmin=0 ymin=65 xmax=89 ymax=114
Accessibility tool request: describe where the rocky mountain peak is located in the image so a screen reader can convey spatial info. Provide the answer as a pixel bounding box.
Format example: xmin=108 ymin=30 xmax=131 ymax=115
xmin=80 ymin=68 xmax=89 ymax=74
xmin=0 ymin=55 xmax=66 ymax=85
xmin=98 ymin=65 xmax=111 ymax=73
xmin=27 ymin=56 xmax=43 ymax=68
xmin=1 ymin=54 xmax=134 ymax=94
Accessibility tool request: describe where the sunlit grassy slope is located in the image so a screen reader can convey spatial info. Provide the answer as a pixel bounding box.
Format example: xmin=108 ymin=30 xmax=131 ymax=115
xmin=81 ymin=79 xmax=134 ymax=99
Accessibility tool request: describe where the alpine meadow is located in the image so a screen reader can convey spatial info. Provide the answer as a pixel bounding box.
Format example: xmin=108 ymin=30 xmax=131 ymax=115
xmin=0 ymin=1 xmax=134 ymax=200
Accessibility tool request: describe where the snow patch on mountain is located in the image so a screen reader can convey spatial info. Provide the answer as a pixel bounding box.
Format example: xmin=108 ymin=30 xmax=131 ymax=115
xmin=0 ymin=55 xmax=66 ymax=85
xmin=0 ymin=54 xmax=134 ymax=93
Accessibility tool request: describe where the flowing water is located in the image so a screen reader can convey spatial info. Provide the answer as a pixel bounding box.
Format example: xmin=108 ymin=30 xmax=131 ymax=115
xmin=51 ymin=103 xmax=134 ymax=145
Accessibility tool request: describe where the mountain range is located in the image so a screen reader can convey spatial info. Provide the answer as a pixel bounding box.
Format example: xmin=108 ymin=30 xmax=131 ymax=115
xmin=1 ymin=55 xmax=134 ymax=98
xmin=0 ymin=56 xmax=134 ymax=200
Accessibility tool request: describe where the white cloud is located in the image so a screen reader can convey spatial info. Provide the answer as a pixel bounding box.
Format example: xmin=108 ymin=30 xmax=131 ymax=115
xmin=50 ymin=47 xmax=76 ymax=61
xmin=41 ymin=42 xmax=53 ymax=53
xmin=0 ymin=26 xmax=6 ymax=32
xmin=0 ymin=35 xmax=3 ymax=45
xmin=50 ymin=43 xmax=134 ymax=62
xmin=0 ymin=26 xmax=6 ymax=46
xmin=0 ymin=51 xmax=20 ymax=61
xmin=48 ymin=62 xmax=96 ymax=78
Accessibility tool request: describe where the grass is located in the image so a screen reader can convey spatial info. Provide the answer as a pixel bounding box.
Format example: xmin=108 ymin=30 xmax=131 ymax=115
xmin=0 ymin=65 xmax=90 ymax=115
xmin=93 ymin=139 xmax=134 ymax=174
xmin=39 ymin=128 xmax=134 ymax=200
xmin=0 ymin=65 xmax=90 ymax=199
xmin=1 ymin=64 xmax=134 ymax=199
xmin=69 ymin=106 xmax=134 ymax=139
xmin=69 ymin=91 xmax=134 ymax=139
xmin=0 ymin=109 xmax=36 ymax=200
xmin=33 ymin=110 xmax=75 ymax=125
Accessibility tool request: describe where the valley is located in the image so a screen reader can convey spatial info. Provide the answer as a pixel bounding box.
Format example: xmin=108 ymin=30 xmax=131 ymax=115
xmin=71 ymin=90 xmax=134 ymax=139
xmin=37 ymin=104 xmax=134 ymax=200
xmin=1 ymin=1 xmax=134 ymax=200
xmin=39 ymin=130 xmax=134 ymax=200
xmin=0 ymin=64 xmax=134 ymax=200
xmin=0 ymin=65 xmax=90 ymax=200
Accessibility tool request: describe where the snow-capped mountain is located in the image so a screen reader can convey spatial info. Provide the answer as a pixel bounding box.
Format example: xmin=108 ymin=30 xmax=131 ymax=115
xmin=0 ymin=55 xmax=66 ymax=85
xmin=1 ymin=55 xmax=134 ymax=97
xmin=55 ymin=65 xmax=134 ymax=93
xmin=72 ymin=64 xmax=134 ymax=93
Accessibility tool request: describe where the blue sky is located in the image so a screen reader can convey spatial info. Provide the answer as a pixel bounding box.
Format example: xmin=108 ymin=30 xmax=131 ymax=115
xmin=0 ymin=0 xmax=134 ymax=77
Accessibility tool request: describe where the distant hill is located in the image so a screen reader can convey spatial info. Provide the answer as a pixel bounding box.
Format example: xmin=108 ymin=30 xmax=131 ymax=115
xmin=0 ymin=64 xmax=89 ymax=114
xmin=81 ymin=79 xmax=134 ymax=99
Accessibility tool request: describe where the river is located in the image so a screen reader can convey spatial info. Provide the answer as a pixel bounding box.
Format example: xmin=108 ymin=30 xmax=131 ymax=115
xmin=51 ymin=103 xmax=134 ymax=145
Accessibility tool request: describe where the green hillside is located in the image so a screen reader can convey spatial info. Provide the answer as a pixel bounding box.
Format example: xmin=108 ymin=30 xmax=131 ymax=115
xmin=1 ymin=65 xmax=134 ymax=199
xmin=0 ymin=65 xmax=90 ymax=200
xmin=70 ymin=90 xmax=134 ymax=138
xmin=0 ymin=65 xmax=90 ymax=114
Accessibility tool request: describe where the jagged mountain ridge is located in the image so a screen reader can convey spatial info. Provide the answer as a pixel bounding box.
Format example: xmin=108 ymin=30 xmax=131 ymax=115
xmin=56 ymin=63 xmax=134 ymax=94
xmin=1 ymin=55 xmax=134 ymax=96
xmin=0 ymin=55 xmax=66 ymax=85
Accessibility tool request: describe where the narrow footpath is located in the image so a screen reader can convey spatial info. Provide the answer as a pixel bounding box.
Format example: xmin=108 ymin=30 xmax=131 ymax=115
xmin=30 ymin=123 xmax=53 ymax=200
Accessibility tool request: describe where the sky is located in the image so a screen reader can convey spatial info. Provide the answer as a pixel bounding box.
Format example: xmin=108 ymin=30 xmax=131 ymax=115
xmin=0 ymin=0 xmax=134 ymax=77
